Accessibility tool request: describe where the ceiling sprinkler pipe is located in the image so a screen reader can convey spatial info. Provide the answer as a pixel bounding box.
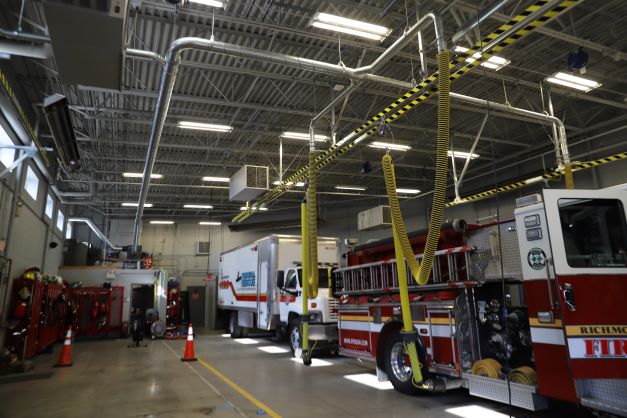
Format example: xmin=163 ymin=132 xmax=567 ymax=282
xmin=452 ymin=0 xmax=513 ymax=44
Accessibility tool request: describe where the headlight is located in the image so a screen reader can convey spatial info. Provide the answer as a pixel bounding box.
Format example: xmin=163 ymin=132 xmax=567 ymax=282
xmin=309 ymin=311 xmax=322 ymax=322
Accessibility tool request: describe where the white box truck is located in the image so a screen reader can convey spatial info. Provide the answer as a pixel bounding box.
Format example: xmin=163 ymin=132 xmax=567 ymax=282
xmin=218 ymin=234 xmax=340 ymax=355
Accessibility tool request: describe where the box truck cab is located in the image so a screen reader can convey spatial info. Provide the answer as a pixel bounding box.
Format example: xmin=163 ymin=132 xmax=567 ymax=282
xmin=218 ymin=235 xmax=340 ymax=356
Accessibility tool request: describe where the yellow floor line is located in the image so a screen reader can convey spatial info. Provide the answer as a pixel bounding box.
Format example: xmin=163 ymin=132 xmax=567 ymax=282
xmin=197 ymin=357 xmax=283 ymax=418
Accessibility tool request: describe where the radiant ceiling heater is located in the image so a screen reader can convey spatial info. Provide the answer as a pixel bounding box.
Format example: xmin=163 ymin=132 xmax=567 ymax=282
xmin=43 ymin=0 xmax=128 ymax=89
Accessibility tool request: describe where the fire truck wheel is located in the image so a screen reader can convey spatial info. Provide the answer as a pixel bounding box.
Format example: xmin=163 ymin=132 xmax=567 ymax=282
xmin=288 ymin=318 xmax=301 ymax=357
xmin=229 ymin=312 xmax=243 ymax=338
xmin=383 ymin=329 xmax=426 ymax=395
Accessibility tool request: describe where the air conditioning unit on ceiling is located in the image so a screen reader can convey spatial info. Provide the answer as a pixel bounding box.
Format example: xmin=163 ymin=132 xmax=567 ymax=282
xmin=229 ymin=165 xmax=269 ymax=201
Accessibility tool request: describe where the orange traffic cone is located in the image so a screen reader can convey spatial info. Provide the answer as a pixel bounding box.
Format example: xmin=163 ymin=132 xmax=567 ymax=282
xmin=181 ymin=323 xmax=197 ymax=362
xmin=54 ymin=326 xmax=74 ymax=367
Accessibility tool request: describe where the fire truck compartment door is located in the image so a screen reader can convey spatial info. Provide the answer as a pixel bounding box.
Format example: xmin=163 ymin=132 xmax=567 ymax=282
xmin=542 ymin=188 xmax=627 ymax=379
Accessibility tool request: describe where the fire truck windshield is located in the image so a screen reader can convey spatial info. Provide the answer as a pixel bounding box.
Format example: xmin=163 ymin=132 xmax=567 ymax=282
xmin=297 ymin=268 xmax=330 ymax=288
xmin=559 ymin=198 xmax=627 ymax=268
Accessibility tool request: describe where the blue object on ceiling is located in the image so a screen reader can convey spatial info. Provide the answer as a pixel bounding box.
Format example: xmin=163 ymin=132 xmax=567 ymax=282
xmin=567 ymin=47 xmax=588 ymax=71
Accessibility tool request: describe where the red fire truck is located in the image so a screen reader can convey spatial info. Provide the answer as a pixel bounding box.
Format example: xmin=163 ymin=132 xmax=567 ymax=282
xmin=333 ymin=187 xmax=626 ymax=415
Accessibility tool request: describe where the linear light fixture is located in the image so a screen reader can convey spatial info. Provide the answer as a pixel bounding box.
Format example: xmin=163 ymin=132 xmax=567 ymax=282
xmin=454 ymin=46 xmax=510 ymax=71
xmin=177 ymin=121 xmax=233 ymax=132
xmin=184 ymin=204 xmax=213 ymax=209
xmin=396 ymin=188 xmax=420 ymax=194
xmin=273 ymin=180 xmax=305 ymax=187
xmin=546 ymin=71 xmax=601 ymax=92
xmin=122 ymin=202 xmax=153 ymax=208
xmin=335 ymin=185 xmax=366 ymax=192
xmin=123 ymin=172 xmax=163 ymax=179
xmin=202 ymin=176 xmax=230 ymax=182
xmin=525 ymin=175 xmax=545 ymax=185
xmin=199 ymin=221 xmax=221 ymax=225
xmin=280 ymin=131 xmax=328 ymax=142
xmin=187 ymin=0 xmax=226 ymax=7
xmin=448 ymin=150 xmax=480 ymax=160
xmin=311 ymin=12 xmax=391 ymax=41
xmin=369 ymin=141 xmax=411 ymax=151
xmin=150 ymin=220 xmax=174 ymax=225
xmin=240 ymin=206 xmax=268 ymax=211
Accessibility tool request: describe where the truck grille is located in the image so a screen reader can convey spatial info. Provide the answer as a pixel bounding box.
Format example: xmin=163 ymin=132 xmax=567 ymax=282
xmin=328 ymin=298 xmax=339 ymax=321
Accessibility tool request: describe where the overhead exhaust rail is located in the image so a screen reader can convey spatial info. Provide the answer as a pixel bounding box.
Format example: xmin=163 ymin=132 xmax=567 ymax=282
xmin=131 ymin=13 xmax=448 ymax=250
xmin=236 ymin=0 xmax=578 ymax=223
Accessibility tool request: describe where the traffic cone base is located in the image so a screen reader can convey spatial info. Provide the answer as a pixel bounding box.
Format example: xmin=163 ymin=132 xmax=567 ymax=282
xmin=55 ymin=326 xmax=74 ymax=367
xmin=181 ymin=323 xmax=197 ymax=362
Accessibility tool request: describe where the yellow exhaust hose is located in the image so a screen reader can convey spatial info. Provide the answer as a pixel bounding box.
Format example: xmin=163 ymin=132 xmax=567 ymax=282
xmin=301 ymin=203 xmax=310 ymax=357
xmin=306 ymin=150 xmax=319 ymax=299
xmin=382 ymin=50 xmax=451 ymax=387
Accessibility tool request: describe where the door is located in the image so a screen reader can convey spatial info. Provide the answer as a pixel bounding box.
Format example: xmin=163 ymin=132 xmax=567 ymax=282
xmin=188 ymin=286 xmax=206 ymax=328
xmin=543 ymin=189 xmax=627 ymax=379
xmin=279 ymin=269 xmax=299 ymax=323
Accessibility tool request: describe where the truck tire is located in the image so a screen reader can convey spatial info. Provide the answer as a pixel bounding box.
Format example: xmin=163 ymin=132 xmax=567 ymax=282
xmin=383 ymin=329 xmax=428 ymax=395
xmin=288 ymin=317 xmax=302 ymax=357
xmin=229 ymin=311 xmax=243 ymax=338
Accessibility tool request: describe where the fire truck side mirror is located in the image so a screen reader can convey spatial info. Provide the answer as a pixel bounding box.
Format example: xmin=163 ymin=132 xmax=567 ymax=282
xmin=276 ymin=270 xmax=285 ymax=289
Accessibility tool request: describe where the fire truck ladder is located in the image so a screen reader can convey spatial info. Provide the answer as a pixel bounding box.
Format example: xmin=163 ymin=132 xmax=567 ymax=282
xmin=334 ymin=245 xmax=474 ymax=296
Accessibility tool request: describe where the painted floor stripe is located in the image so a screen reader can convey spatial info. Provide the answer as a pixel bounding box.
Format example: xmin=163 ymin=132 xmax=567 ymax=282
xmin=164 ymin=340 xmax=282 ymax=418
xmin=161 ymin=341 xmax=248 ymax=418
xmin=198 ymin=357 xmax=283 ymax=418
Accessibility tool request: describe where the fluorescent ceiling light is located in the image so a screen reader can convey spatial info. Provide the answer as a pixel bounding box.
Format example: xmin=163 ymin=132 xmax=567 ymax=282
xmin=445 ymin=405 xmax=509 ymax=418
xmin=369 ymin=141 xmax=411 ymax=151
xmin=234 ymin=338 xmax=258 ymax=345
xmin=199 ymin=221 xmax=221 ymax=226
xmin=448 ymin=150 xmax=479 ymax=160
xmin=123 ymin=172 xmax=162 ymax=179
xmin=184 ymin=204 xmax=213 ymax=209
xmin=396 ymin=188 xmax=420 ymax=194
xmin=454 ymin=46 xmax=510 ymax=71
xmin=187 ymin=0 xmax=225 ymax=7
xmin=150 ymin=220 xmax=174 ymax=225
xmin=290 ymin=357 xmax=332 ymax=367
xmin=122 ymin=202 xmax=153 ymax=208
xmin=312 ymin=13 xmax=391 ymax=41
xmin=202 ymin=176 xmax=230 ymax=182
xmin=258 ymin=346 xmax=289 ymax=354
xmin=343 ymin=373 xmax=394 ymax=390
xmin=272 ymin=180 xmax=305 ymax=187
xmin=240 ymin=206 xmax=268 ymax=211
xmin=280 ymin=131 xmax=328 ymax=142
xmin=525 ymin=175 xmax=545 ymax=185
xmin=177 ymin=121 xmax=233 ymax=132
xmin=335 ymin=185 xmax=366 ymax=191
xmin=546 ymin=71 xmax=601 ymax=92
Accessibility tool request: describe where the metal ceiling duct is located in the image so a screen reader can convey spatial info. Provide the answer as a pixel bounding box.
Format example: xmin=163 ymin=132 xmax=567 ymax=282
xmin=130 ymin=13 xmax=446 ymax=250
xmin=0 ymin=40 xmax=52 ymax=59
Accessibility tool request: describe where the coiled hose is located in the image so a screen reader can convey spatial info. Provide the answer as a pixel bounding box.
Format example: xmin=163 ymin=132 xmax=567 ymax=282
xmin=471 ymin=358 xmax=502 ymax=378
xmin=510 ymin=366 xmax=537 ymax=385
xmin=382 ymin=50 xmax=451 ymax=388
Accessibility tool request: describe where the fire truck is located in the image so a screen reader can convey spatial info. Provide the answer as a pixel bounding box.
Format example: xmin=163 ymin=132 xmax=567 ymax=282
xmin=218 ymin=234 xmax=340 ymax=355
xmin=333 ymin=187 xmax=626 ymax=415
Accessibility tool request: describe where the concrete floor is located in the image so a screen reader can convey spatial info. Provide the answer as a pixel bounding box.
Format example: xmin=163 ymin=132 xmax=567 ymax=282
xmin=0 ymin=331 xmax=594 ymax=418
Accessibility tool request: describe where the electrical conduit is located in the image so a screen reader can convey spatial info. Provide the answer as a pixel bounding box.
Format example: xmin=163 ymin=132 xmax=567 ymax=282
xmin=382 ymin=49 xmax=450 ymax=387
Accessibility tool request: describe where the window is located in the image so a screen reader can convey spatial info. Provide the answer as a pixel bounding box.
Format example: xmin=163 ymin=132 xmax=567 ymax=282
xmin=285 ymin=270 xmax=298 ymax=290
xmin=65 ymin=222 xmax=72 ymax=239
xmin=0 ymin=124 xmax=16 ymax=168
xmin=56 ymin=210 xmax=65 ymax=232
xmin=297 ymin=268 xmax=331 ymax=288
xmin=559 ymin=198 xmax=627 ymax=268
xmin=24 ymin=166 xmax=40 ymax=201
xmin=45 ymin=194 xmax=54 ymax=219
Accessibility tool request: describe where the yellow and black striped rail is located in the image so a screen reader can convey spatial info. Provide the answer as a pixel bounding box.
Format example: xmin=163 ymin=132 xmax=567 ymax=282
xmin=234 ymin=0 xmax=580 ymax=222
xmin=446 ymin=151 xmax=626 ymax=207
